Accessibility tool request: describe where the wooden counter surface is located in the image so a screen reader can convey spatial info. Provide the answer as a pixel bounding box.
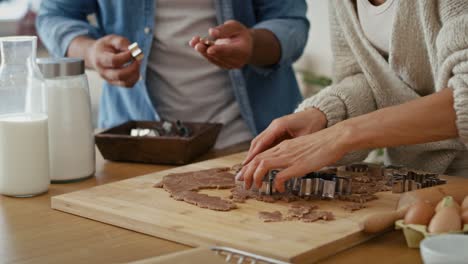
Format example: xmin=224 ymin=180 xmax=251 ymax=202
xmin=0 ymin=145 xmax=421 ymax=264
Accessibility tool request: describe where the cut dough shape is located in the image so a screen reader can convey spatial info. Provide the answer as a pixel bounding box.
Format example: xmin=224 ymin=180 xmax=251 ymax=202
xmin=301 ymin=211 xmax=335 ymax=222
xmin=155 ymin=167 xmax=237 ymax=211
xmin=258 ymin=211 xmax=283 ymax=222
xmin=342 ymin=203 xmax=367 ymax=212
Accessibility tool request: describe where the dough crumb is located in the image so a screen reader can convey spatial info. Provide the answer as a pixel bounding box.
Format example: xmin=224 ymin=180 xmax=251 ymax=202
xmin=342 ymin=203 xmax=367 ymax=212
xmin=258 ymin=211 xmax=283 ymax=222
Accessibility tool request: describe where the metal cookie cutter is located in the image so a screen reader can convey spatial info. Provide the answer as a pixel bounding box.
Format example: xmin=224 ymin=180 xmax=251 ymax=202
xmin=345 ymin=164 xmax=369 ymax=173
xmin=335 ymin=175 xmax=352 ymax=196
xmin=320 ymin=174 xmax=337 ymax=199
xmin=200 ymin=35 xmax=216 ymax=46
xmin=175 ymin=120 xmax=192 ymax=137
xmin=391 ymin=170 xmax=447 ymax=193
xmin=128 ymin=42 xmax=144 ymax=61
xmin=292 ymin=174 xmax=320 ymax=197
xmin=298 ymin=172 xmax=352 ymax=199
xmin=259 ymin=170 xmax=279 ymax=195
xmin=130 ymin=128 xmax=160 ymax=137
xmin=259 ymin=170 xmax=352 ymax=199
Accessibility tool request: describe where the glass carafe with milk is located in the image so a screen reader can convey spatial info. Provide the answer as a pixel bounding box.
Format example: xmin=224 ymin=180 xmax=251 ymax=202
xmin=0 ymin=36 xmax=49 ymax=197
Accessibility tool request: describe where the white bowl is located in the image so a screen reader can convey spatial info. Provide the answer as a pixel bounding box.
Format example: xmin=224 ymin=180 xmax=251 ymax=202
xmin=420 ymin=234 xmax=468 ymax=264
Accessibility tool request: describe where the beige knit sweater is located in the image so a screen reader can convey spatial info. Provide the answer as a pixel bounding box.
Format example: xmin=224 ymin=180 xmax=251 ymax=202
xmin=297 ymin=0 xmax=468 ymax=175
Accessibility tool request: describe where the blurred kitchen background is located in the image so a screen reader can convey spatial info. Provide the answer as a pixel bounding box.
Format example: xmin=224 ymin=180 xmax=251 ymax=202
xmin=0 ymin=0 xmax=333 ymax=127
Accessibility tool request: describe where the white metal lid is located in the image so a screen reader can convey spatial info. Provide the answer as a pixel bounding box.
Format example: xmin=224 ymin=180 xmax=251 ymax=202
xmin=36 ymin=57 xmax=85 ymax=78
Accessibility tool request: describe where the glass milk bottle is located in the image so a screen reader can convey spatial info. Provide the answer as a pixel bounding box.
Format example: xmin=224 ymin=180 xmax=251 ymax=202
xmin=37 ymin=58 xmax=95 ymax=182
xmin=0 ymin=36 xmax=49 ymax=197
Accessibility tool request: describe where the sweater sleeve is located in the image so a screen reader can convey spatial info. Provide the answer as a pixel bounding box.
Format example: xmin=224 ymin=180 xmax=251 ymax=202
xmin=436 ymin=0 xmax=468 ymax=147
xmin=296 ymin=1 xmax=377 ymax=164
xmin=296 ymin=1 xmax=377 ymax=127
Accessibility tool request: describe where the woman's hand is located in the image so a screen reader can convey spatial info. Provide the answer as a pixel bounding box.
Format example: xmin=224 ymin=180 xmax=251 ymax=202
xmin=239 ymin=88 xmax=462 ymax=192
xmin=242 ymin=108 xmax=328 ymax=166
xmin=238 ymin=122 xmax=353 ymax=192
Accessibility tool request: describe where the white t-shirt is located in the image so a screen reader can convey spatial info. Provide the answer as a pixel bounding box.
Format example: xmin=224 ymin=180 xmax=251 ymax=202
xmin=146 ymin=0 xmax=252 ymax=149
xmin=357 ymin=0 xmax=397 ymax=57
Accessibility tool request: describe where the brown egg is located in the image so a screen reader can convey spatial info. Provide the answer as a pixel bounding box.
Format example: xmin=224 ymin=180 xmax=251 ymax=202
xmin=462 ymin=210 xmax=468 ymax=225
xmin=435 ymin=196 xmax=460 ymax=213
xmin=462 ymin=196 xmax=468 ymax=211
xmin=404 ymin=201 xmax=435 ymax=225
xmin=428 ymin=207 xmax=462 ymax=234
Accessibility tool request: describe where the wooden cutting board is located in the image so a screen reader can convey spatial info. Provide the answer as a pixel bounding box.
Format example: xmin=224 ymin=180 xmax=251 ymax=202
xmin=52 ymin=152 xmax=401 ymax=263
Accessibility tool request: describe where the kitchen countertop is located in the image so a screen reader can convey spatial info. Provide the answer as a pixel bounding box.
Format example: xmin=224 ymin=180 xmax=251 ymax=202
xmin=0 ymin=145 xmax=422 ymax=264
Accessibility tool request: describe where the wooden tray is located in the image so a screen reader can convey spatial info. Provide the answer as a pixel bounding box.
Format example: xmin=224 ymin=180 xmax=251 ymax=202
xmin=95 ymin=120 xmax=222 ymax=165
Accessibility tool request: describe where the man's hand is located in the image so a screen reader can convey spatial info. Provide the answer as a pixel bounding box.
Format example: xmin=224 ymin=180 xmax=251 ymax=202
xmin=189 ymin=20 xmax=281 ymax=69
xmin=68 ymin=35 xmax=140 ymax=88
xmin=189 ymin=20 xmax=254 ymax=69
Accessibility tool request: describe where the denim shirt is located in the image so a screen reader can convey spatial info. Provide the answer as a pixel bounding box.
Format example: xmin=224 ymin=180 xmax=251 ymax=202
xmin=36 ymin=0 xmax=309 ymax=134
